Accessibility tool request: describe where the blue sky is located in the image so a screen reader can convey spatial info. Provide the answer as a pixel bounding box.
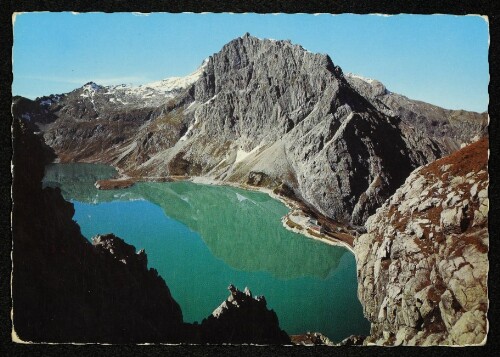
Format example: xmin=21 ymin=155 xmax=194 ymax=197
xmin=13 ymin=13 xmax=489 ymax=112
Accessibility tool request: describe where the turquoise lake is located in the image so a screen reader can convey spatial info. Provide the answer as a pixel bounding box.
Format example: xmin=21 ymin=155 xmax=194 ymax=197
xmin=42 ymin=163 xmax=370 ymax=342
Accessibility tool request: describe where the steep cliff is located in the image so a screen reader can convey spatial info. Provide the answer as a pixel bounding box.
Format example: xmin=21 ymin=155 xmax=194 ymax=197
xmin=13 ymin=34 xmax=486 ymax=227
xmin=354 ymin=138 xmax=489 ymax=345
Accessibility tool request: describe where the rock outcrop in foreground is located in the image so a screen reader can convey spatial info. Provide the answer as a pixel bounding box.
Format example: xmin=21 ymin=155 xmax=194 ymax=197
xmin=196 ymin=285 xmax=290 ymax=344
xmin=354 ymin=138 xmax=489 ymax=345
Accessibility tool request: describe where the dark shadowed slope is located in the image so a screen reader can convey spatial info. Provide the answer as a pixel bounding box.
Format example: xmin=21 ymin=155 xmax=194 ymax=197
xmin=12 ymin=118 xmax=184 ymax=343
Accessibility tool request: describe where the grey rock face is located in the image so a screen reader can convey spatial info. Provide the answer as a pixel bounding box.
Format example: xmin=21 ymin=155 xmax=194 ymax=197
xmin=353 ymin=138 xmax=489 ymax=346
xmin=14 ymin=34 xmax=487 ymax=226
xmin=345 ymin=74 xmax=488 ymax=154
xmin=136 ymin=34 xmax=458 ymax=225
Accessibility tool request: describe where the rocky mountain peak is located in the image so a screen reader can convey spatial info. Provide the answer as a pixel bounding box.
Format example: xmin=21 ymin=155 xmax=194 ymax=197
xmin=345 ymin=73 xmax=389 ymax=97
xmin=210 ymin=33 xmax=341 ymax=80
xmin=199 ymin=284 xmax=290 ymax=344
xmin=83 ymin=81 xmax=101 ymax=89
xmin=345 ymin=74 xmax=488 ymax=154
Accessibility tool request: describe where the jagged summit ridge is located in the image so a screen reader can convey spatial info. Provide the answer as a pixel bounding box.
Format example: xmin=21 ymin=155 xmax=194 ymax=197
xmin=345 ymin=72 xmax=487 ymax=154
xmin=197 ymin=32 xmax=343 ymax=103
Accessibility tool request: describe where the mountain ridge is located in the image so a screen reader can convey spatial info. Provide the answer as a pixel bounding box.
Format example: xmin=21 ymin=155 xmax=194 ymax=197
xmin=12 ymin=34 xmax=487 ymax=227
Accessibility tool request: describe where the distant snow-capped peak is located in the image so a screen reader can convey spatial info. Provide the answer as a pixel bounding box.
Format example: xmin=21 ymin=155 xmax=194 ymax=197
xmin=67 ymin=60 xmax=209 ymax=109
xmin=140 ymin=59 xmax=208 ymax=94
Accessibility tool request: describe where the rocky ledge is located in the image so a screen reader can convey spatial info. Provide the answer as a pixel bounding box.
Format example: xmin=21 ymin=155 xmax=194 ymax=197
xmin=354 ymin=138 xmax=489 ymax=345
xmin=195 ymin=285 xmax=291 ymax=345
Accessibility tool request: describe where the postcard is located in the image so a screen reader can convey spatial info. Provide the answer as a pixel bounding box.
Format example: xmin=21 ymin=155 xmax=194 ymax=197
xmin=11 ymin=12 xmax=489 ymax=346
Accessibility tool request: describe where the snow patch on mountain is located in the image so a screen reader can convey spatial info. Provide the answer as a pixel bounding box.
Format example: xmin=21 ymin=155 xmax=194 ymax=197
xmin=82 ymin=61 xmax=208 ymax=109
xmin=345 ymin=73 xmax=375 ymax=84
xmin=179 ymin=112 xmax=200 ymax=141
xmin=140 ymin=61 xmax=207 ymax=95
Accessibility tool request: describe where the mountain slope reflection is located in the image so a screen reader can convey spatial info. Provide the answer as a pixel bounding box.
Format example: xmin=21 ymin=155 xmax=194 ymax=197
xmin=44 ymin=163 xmax=346 ymax=279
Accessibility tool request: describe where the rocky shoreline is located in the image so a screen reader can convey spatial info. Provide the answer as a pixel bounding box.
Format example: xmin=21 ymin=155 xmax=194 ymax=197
xmin=191 ymin=176 xmax=359 ymax=251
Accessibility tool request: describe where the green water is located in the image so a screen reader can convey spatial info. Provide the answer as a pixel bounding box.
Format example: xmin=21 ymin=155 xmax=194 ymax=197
xmin=43 ymin=163 xmax=370 ymax=342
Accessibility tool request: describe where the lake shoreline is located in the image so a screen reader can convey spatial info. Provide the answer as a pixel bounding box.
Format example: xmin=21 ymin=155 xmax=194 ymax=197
xmin=190 ymin=176 xmax=357 ymax=254
xmin=95 ymin=171 xmax=357 ymax=254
